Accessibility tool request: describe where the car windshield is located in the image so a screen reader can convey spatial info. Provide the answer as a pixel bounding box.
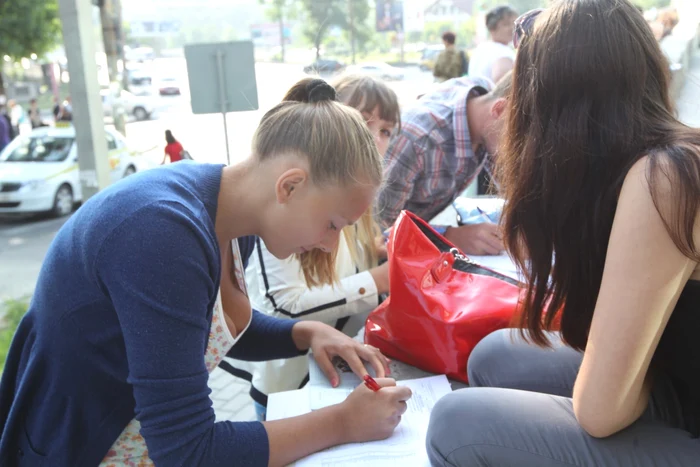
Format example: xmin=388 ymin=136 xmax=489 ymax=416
xmin=131 ymin=76 xmax=152 ymax=86
xmin=0 ymin=135 xmax=74 ymax=163
xmin=422 ymin=49 xmax=441 ymax=60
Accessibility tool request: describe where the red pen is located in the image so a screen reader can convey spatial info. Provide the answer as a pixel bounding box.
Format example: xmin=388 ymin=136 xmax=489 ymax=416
xmin=363 ymin=374 xmax=381 ymax=392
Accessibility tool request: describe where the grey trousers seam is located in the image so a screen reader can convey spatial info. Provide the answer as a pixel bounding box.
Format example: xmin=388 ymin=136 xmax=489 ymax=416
xmin=444 ymin=442 xmax=582 ymax=467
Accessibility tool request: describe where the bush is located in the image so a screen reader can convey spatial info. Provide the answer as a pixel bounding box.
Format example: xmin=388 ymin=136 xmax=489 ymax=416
xmin=0 ymin=298 xmax=29 ymax=373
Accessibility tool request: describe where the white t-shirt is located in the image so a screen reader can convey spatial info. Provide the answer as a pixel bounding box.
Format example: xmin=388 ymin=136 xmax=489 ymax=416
xmin=468 ymin=41 xmax=515 ymax=81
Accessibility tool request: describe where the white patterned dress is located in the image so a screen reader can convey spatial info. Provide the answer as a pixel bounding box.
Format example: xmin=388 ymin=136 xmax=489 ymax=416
xmin=100 ymin=241 xmax=251 ymax=467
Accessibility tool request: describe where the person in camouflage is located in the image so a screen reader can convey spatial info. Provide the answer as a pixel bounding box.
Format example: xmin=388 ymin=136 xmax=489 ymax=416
xmin=433 ymin=31 xmax=467 ymax=82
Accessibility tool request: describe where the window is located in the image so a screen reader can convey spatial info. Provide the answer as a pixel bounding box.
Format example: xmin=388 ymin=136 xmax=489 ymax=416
xmin=105 ymin=133 xmax=117 ymax=151
xmin=0 ymin=135 xmax=74 ymax=162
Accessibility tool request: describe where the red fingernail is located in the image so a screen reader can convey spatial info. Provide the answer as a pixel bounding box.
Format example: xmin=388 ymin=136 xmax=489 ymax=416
xmin=331 ymin=378 xmax=338 ymax=387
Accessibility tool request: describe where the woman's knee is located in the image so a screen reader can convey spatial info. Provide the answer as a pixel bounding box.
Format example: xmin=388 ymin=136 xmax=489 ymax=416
xmin=427 ymin=388 xmax=582 ymax=467
xmin=427 ymin=389 xmax=486 ymax=465
xmin=467 ymin=328 xmax=521 ymax=386
xmin=467 ymin=329 xmax=580 ymax=395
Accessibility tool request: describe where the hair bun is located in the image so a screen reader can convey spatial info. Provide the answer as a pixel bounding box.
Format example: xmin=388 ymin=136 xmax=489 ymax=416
xmin=306 ymin=79 xmax=337 ymax=104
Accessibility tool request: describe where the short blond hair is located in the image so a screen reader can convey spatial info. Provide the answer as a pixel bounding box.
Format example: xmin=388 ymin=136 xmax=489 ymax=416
xmin=253 ymin=78 xmax=384 ymax=286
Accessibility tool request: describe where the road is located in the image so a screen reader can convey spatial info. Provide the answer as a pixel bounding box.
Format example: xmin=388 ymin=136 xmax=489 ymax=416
xmin=0 ymin=61 xmax=434 ymax=301
xmin=0 ymin=215 xmax=70 ymax=300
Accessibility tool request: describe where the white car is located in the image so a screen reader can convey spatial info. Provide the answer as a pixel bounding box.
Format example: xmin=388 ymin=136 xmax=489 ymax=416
xmin=345 ymin=62 xmax=405 ymax=81
xmin=0 ymin=125 xmax=144 ymax=217
xmin=101 ymin=89 xmax=159 ymax=121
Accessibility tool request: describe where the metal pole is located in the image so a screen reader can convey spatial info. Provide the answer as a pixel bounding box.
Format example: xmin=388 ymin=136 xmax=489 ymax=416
xmin=58 ymin=0 xmax=111 ymax=200
xmin=100 ymin=0 xmax=127 ymax=136
xmin=215 ymin=49 xmax=231 ymax=165
xmin=349 ymin=0 xmax=356 ymax=64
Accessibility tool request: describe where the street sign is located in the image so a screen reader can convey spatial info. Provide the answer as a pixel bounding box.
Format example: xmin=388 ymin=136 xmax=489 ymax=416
xmin=184 ymin=41 xmax=259 ymax=164
xmin=184 ymin=41 xmax=259 ymax=115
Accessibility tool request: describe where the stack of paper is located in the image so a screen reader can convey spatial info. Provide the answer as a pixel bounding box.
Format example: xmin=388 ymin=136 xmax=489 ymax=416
xmin=307 ymin=355 xmax=377 ymax=410
xmin=267 ymin=374 xmax=453 ymax=467
xmin=469 ymin=253 xmax=520 ymax=280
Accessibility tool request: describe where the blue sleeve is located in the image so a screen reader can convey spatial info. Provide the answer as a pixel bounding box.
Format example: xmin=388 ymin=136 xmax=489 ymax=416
xmin=97 ymin=202 xmax=269 ymax=466
xmin=226 ymin=309 xmax=308 ymax=361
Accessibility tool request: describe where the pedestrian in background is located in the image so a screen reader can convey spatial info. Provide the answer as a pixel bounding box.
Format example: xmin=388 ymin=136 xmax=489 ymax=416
xmin=468 ymin=5 xmax=518 ymax=83
xmin=433 ymin=31 xmax=466 ymax=82
xmin=0 ymin=99 xmax=11 ymax=152
xmin=8 ymin=100 xmax=24 ymax=137
xmin=162 ymin=129 xmax=184 ymax=164
xmin=27 ymin=99 xmax=44 ymax=129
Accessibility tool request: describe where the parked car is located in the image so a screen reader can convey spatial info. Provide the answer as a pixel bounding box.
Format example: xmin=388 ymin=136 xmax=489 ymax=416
xmin=127 ymin=72 xmax=154 ymax=96
xmin=0 ymin=125 xmax=146 ymax=217
xmin=303 ymin=59 xmax=345 ymax=74
xmin=158 ymin=78 xmax=181 ymax=96
xmin=345 ymin=62 xmax=405 ymax=81
xmin=101 ymin=89 xmax=159 ymax=121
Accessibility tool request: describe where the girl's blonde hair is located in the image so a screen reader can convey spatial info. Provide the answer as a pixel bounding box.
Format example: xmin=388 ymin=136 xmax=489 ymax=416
xmin=252 ymin=77 xmax=383 ymax=287
xmin=332 ymin=74 xmax=400 ymax=273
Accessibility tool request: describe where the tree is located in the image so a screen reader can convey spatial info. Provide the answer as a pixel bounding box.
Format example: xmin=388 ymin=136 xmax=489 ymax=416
xmin=300 ymin=0 xmax=370 ymax=61
xmin=300 ymin=0 xmax=344 ymax=60
xmin=341 ymin=0 xmax=371 ymax=64
xmin=0 ymin=0 xmax=62 ymax=94
xmin=259 ymin=0 xmax=296 ymax=63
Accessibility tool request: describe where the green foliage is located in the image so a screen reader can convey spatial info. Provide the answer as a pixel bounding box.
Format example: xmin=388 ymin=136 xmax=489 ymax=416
xmin=260 ymin=0 xmax=297 ymax=22
xmin=341 ymin=0 xmax=372 ymax=53
xmin=423 ymin=21 xmax=454 ymax=44
xmin=633 ymin=0 xmax=672 ymax=10
xmin=300 ymin=0 xmax=345 ymax=58
xmin=299 ymin=0 xmax=370 ymax=59
xmin=0 ymin=0 xmax=62 ymax=60
xmin=0 ymin=298 xmax=29 ymax=373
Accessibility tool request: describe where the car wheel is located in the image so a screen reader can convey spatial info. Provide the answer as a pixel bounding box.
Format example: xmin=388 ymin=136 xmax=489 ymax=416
xmin=124 ymin=165 xmax=136 ymax=177
xmin=133 ymin=107 xmax=149 ymax=121
xmin=52 ymin=184 xmax=74 ymax=217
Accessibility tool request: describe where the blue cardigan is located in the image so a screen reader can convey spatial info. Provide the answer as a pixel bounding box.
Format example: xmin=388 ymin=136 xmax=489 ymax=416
xmin=0 ymin=162 xmax=304 ymax=466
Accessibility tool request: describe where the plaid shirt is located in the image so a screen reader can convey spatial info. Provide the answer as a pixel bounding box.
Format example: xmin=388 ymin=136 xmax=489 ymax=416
xmin=377 ymin=76 xmax=493 ymax=228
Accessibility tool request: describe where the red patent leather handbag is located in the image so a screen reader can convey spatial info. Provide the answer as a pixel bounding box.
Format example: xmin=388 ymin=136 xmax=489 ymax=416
xmin=365 ymin=211 xmax=523 ymax=383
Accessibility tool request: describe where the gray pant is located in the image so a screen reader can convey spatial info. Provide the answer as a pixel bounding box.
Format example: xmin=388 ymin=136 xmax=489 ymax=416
xmin=426 ymin=329 xmax=700 ymax=466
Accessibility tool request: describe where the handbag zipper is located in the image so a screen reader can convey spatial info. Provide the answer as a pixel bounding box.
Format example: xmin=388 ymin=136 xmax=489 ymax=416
xmin=417 ymin=220 xmax=521 ymax=286
xmin=448 ymin=247 xmax=520 ymax=286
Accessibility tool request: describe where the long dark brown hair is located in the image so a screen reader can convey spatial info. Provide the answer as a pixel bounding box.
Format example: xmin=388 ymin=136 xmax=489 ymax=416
xmin=497 ymin=0 xmax=700 ymax=350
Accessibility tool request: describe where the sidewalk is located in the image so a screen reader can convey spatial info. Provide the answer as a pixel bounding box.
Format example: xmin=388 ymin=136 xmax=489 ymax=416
xmin=209 ymin=367 xmax=256 ymax=422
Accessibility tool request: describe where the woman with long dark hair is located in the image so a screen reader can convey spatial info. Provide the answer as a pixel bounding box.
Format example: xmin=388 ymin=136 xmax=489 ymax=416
xmin=162 ymin=129 xmax=184 ymax=164
xmin=427 ymin=0 xmax=700 ymax=465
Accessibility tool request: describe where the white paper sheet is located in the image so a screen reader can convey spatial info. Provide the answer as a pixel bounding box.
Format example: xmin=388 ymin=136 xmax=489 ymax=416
xmin=266 ymin=388 xmax=310 ymax=421
xmin=266 ymin=375 xmax=453 ymax=467
xmin=469 ymin=253 xmax=521 ymax=280
xmin=307 ymin=354 xmax=377 ymax=411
